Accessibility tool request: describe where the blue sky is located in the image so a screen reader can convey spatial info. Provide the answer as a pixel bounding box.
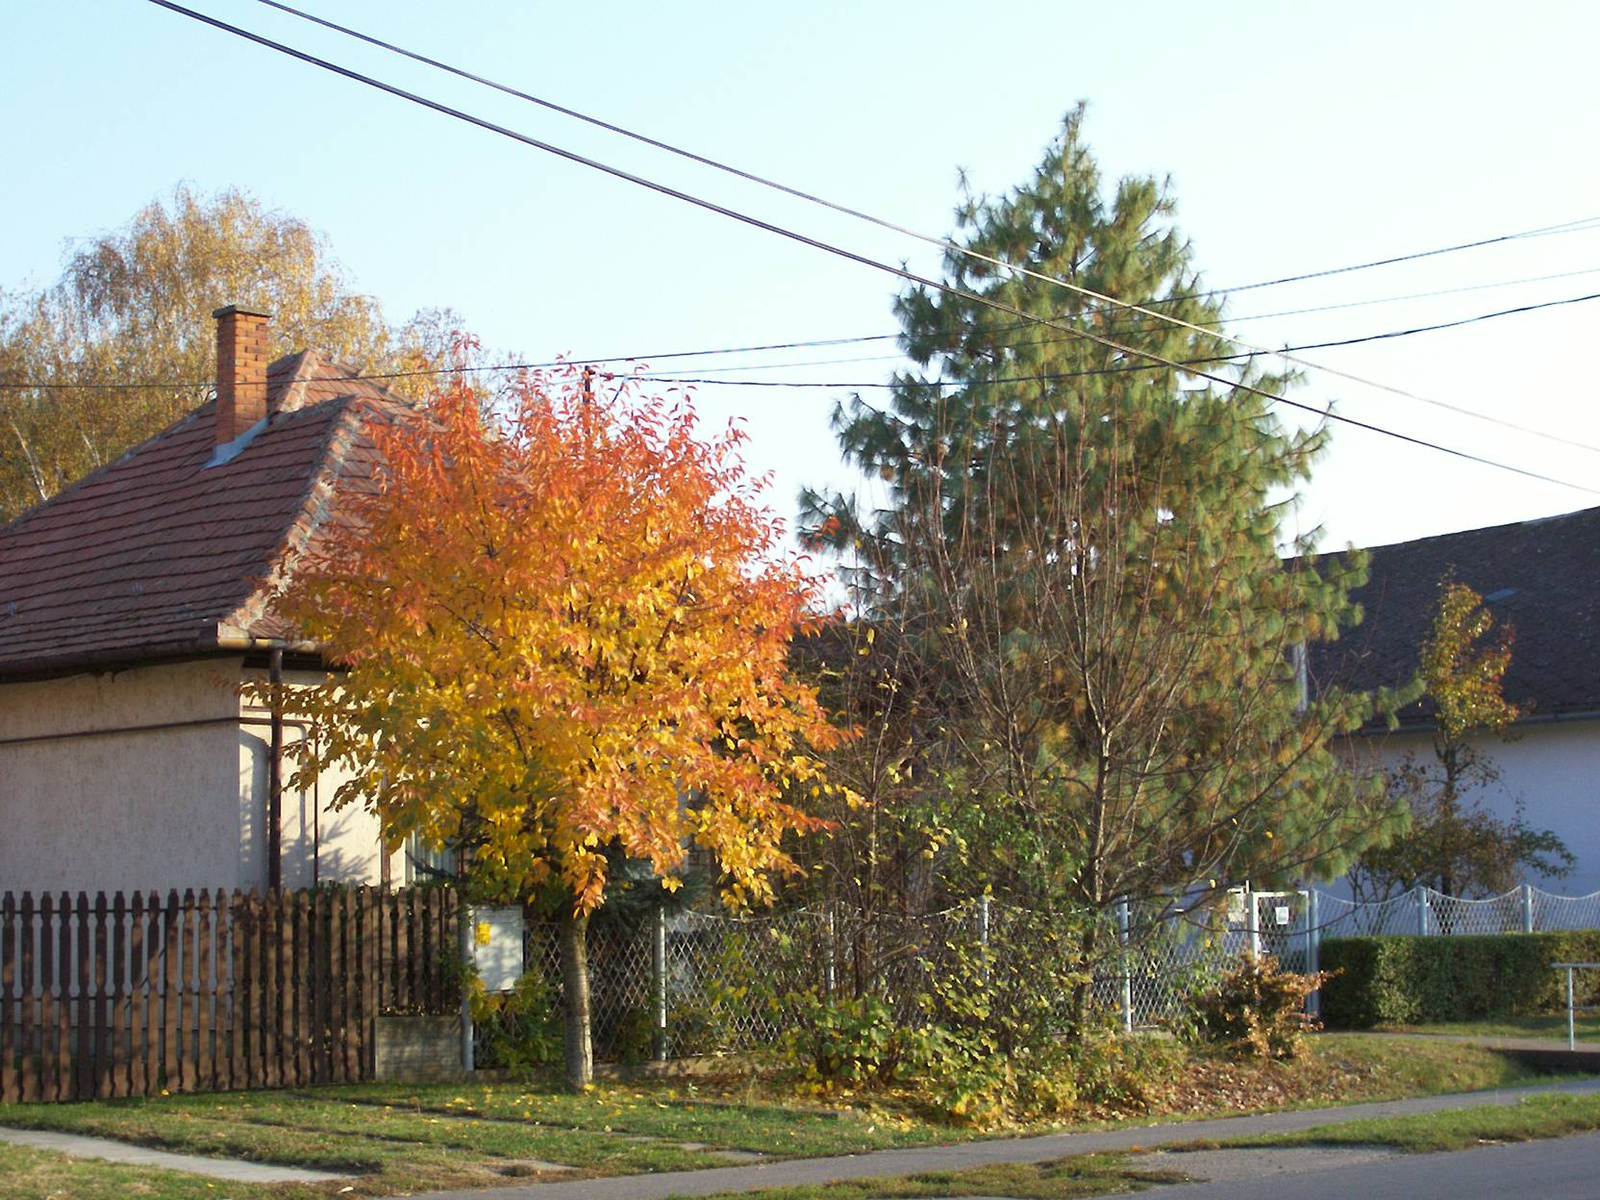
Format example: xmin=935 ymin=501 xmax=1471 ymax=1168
xmin=5 ymin=1 xmax=1600 ymax=553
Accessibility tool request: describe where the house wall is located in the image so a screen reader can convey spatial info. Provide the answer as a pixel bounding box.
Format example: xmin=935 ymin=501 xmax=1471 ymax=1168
xmin=0 ymin=659 xmax=249 ymax=895
xmin=238 ymin=666 xmax=398 ymax=890
xmin=1343 ymin=718 xmax=1600 ymax=896
xmin=0 ymin=659 xmax=402 ymax=896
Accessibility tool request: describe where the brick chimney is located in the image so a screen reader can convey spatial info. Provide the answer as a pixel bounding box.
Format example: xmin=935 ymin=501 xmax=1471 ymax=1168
xmin=213 ymin=305 xmax=271 ymax=444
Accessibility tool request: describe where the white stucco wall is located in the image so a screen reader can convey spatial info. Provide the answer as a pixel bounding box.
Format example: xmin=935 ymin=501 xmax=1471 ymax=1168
xmin=0 ymin=660 xmax=248 ymax=895
xmin=0 ymin=659 xmax=402 ymax=897
xmin=238 ymin=666 xmax=399 ymax=890
xmin=1344 ymin=718 xmax=1600 ymax=896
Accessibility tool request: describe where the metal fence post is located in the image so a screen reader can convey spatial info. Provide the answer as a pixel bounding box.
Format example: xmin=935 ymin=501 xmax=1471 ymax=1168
xmin=652 ymin=904 xmax=667 ymax=1062
xmin=458 ymin=904 xmax=474 ymax=1072
xmin=1523 ymin=884 xmax=1535 ymax=934
xmin=1116 ymin=898 xmax=1133 ymax=1034
xmin=823 ymin=906 xmax=836 ymax=1001
xmin=1247 ymin=890 xmax=1260 ymax=961
xmin=1306 ymin=889 xmax=1320 ymax=1018
xmin=1416 ymin=885 xmax=1428 ymax=937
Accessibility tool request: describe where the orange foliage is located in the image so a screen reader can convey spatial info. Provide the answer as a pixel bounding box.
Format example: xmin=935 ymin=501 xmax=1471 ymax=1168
xmin=271 ymin=365 xmax=845 ymax=914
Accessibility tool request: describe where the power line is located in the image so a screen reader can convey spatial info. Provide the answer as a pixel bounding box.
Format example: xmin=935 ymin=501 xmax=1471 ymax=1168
xmin=141 ymin=0 xmax=1600 ymax=498
xmin=226 ymin=1 xmax=1600 ymax=467
xmin=11 ymin=286 xmax=1600 ymax=458
xmin=254 ymin=0 xmax=1600 ymax=310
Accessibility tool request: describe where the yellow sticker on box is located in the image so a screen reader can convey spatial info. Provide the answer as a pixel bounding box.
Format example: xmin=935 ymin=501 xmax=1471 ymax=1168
xmin=475 ymin=921 xmax=492 ymax=946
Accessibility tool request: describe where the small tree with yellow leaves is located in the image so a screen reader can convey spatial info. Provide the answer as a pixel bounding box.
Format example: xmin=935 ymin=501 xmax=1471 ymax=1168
xmin=1351 ymin=575 xmax=1573 ymax=899
xmin=264 ymin=366 xmax=845 ymax=1088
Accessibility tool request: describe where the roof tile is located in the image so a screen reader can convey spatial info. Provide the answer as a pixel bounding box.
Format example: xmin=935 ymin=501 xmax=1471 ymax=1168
xmin=0 ymin=352 xmax=406 ymax=677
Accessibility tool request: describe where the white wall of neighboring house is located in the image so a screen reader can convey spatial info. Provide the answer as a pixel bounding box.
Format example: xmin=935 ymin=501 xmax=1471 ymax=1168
xmin=0 ymin=659 xmax=401 ymax=897
xmin=1343 ymin=718 xmax=1600 ymax=896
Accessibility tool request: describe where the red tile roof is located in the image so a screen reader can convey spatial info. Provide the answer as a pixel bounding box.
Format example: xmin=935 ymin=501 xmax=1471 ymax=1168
xmin=0 ymin=353 xmax=405 ymax=678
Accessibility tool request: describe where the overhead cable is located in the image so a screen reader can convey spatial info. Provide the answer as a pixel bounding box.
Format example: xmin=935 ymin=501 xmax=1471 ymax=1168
xmin=142 ymin=0 xmax=1600 ymax=497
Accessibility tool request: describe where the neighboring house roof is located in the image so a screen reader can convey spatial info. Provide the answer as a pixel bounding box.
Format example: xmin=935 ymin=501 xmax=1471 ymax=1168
xmin=0 ymin=352 xmax=403 ymax=679
xmin=1308 ymin=506 xmax=1600 ymax=726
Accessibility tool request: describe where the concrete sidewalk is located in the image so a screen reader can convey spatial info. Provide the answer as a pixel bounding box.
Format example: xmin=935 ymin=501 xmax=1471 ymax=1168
xmin=412 ymin=1075 xmax=1600 ymax=1200
xmin=0 ymin=1124 xmax=352 ymax=1184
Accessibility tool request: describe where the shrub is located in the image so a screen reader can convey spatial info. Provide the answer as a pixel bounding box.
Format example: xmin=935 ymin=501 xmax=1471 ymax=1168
xmin=781 ymin=991 xmax=905 ymax=1087
xmin=1320 ymin=930 xmax=1600 ymax=1028
xmin=1191 ymin=953 xmax=1326 ymax=1059
xmin=472 ymin=970 xmax=563 ymax=1071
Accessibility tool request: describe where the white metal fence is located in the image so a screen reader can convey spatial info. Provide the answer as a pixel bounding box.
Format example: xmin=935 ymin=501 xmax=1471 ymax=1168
xmin=493 ymin=885 xmax=1600 ymax=1062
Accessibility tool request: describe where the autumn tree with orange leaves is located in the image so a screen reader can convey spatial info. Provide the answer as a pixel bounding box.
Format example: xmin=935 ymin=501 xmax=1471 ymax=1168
xmin=268 ymin=367 xmax=845 ymax=1088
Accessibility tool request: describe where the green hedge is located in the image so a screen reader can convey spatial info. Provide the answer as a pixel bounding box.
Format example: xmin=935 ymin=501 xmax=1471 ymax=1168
xmin=1319 ymin=931 xmax=1600 ymax=1028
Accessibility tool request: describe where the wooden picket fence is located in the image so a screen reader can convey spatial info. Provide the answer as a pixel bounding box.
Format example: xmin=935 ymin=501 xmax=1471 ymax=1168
xmin=0 ymin=886 xmax=457 ymax=1103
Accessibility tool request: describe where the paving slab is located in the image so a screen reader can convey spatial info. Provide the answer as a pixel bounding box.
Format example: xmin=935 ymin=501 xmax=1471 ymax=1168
xmin=409 ymin=1075 xmax=1600 ymax=1200
xmin=0 ymin=1124 xmax=352 ymax=1183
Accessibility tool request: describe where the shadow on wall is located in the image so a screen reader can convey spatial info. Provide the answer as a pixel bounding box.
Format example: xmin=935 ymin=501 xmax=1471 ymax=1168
xmin=240 ymin=729 xmax=382 ymax=889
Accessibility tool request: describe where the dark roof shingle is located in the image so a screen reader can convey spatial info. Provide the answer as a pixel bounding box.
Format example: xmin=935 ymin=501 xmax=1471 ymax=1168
xmin=1309 ymin=506 xmax=1600 ymax=723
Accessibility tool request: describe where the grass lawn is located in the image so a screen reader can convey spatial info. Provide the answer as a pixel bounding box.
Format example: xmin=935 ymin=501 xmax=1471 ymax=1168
xmin=0 ymin=1034 xmax=1584 ymax=1199
xmin=1377 ymin=1014 xmax=1600 ymax=1041
xmin=1207 ymin=1089 xmax=1600 ymax=1154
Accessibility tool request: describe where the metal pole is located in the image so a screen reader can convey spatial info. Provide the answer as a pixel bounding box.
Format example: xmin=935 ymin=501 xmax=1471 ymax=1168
xmin=1417 ymin=885 xmax=1428 ymax=937
xmin=823 ymin=906 xmax=836 ymax=1001
xmin=267 ymin=647 xmax=283 ymax=891
xmin=652 ymin=904 xmax=668 ymax=1062
xmin=458 ymin=904 xmax=474 ymax=1072
xmin=1307 ymin=888 xmax=1321 ymax=1018
xmin=1569 ymin=967 xmax=1577 ymax=1051
xmin=1117 ymin=898 xmax=1132 ymax=1034
xmin=1247 ymin=890 xmax=1260 ymax=961
xmin=1523 ymin=884 xmax=1535 ymax=934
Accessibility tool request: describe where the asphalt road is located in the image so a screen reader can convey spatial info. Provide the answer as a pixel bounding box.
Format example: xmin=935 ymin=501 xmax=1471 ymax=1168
xmin=413 ymin=1076 xmax=1600 ymax=1200
xmin=1153 ymin=1129 xmax=1600 ymax=1199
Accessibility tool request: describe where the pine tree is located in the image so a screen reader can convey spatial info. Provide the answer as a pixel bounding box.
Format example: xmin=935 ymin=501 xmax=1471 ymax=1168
xmin=804 ymin=110 xmax=1400 ymax=995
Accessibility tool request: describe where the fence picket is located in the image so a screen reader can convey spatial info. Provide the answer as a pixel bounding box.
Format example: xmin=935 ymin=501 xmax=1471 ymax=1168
xmin=142 ymin=893 xmax=162 ymax=1097
xmin=109 ymin=893 xmax=127 ymax=1098
xmin=226 ymin=890 xmax=244 ymax=1091
xmin=53 ymin=894 xmax=72 ymax=1101
xmin=358 ymin=885 xmax=377 ymax=1076
xmin=277 ymin=892 xmax=294 ymax=1088
xmin=0 ymin=887 xmax=454 ymax=1103
xmin=292 ymin=891 xmax=309 ymax=1087
xmin=195 ymin=891 xmax=214 ymax=1093
xmin=0 ymin=893 xmax=14 ymax=1104
xmin=394 ymin=889 xmax=411 ymax=1012
xmin=93 ymin=893 xmax=110 ymax=1099
xmin=0 ymin=893 xmax=13 ymax=1105
xmin=160 ymin=890 xmax=179 ymax=1094
xmin=19 ymin=894 xmax=37 ymax=1104
xmin=128 ymin=894 xmax=146 ymax=1098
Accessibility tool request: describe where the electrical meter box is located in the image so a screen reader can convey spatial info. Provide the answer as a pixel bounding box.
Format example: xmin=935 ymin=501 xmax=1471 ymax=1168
xmin=470 ymin=906 xmax=525 ymax=993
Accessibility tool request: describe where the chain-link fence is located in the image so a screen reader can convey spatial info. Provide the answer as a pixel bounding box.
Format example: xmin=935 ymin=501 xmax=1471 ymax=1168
xmin=482 ymin=884 xmax=1600 ymax=1062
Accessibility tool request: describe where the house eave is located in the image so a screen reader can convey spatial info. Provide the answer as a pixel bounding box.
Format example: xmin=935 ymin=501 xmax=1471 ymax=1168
xmin=1349 ymin=707 xmax=1600 ymax=737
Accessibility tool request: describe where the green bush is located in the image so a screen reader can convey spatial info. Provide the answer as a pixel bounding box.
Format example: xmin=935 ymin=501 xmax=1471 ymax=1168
xmin=782 ymin=991 xmax=905 ymax=1087
xmin=1320 ymin=931 xmax=1600 ymax=1028
xmin=1191 ymin=953 xmax=1326 ymax=1059
xmin=472 ymin=970 xmax=563 ymax=1071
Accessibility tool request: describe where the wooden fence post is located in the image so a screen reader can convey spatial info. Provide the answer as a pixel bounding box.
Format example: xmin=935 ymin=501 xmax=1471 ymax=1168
xmin=19 ymin=893 xmax=36 ymax=1103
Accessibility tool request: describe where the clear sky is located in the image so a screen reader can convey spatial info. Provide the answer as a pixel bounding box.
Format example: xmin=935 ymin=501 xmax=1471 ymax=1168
xmin=5 ymin=1 xmax=1599 ymax=555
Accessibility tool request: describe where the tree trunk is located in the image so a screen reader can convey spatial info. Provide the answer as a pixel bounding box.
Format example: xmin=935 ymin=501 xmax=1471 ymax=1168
xmin=1069 ymin=915 xmax=1101 ymax=1036
xmin=558 ymin=908 xmax=593 ymax=1091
